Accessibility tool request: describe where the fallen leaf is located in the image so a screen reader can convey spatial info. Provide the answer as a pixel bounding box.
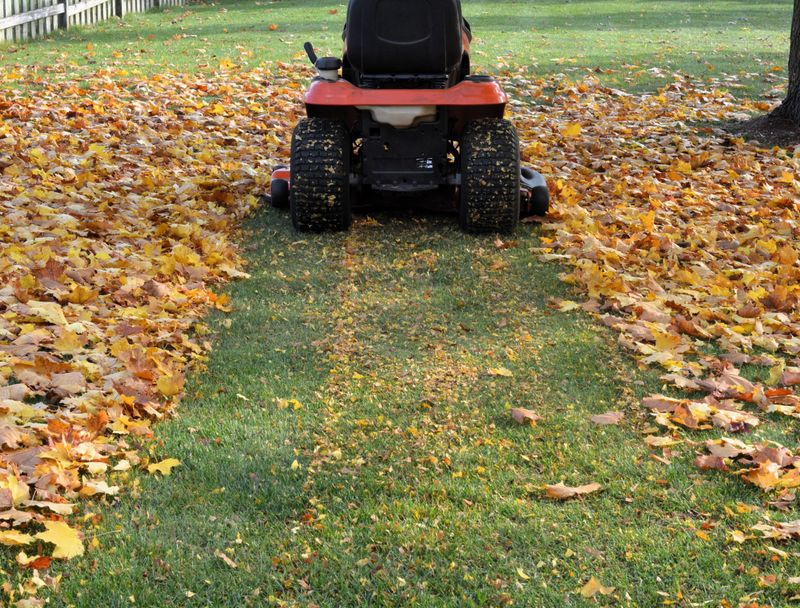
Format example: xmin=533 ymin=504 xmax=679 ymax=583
xmin=591 ymin=411 xmax=624 ymax=426
xmin=35 ymin=521 xmax=84 ymax=559
xmin=214 ymin=549 xmax=238 ymax=568
xmin=0 ymin=530 xmax=35 ymax=546
xmin=16 ymin=552 xmax=52 ymax=570
xmin=562 ymin=122 xmax=582 ymax=138
xmin=544 ymin=482 xmax=601 ymax=500
xmin=580 ymin=576 xmax=615 ymax=598
xmin=147 ymin=458 xmax=181 ymax=476
xmin=510 ymin=408 xmax=542 ymax=426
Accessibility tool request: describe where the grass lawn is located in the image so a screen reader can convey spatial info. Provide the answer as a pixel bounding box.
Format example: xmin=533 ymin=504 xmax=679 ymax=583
xmin=1 ymin=1 xmax=798 ymax=607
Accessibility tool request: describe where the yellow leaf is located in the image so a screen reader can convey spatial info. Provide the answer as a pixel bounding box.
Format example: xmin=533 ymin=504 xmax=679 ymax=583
xmin=63 ymin=284 xmax=98 ymax=304
xmin=0 ymin=530 xmax=35 ymax=547
xmin=562 ymin=122 xmax=582 ymax=138
xmin=488 ymin=367 xmax=513 ymax=378
xmin=553 ymin=299 xmax=581 ymax=312
xmin=147 ymin=458 xmax=181 ymax=476
xmin=652 ymin=329 xmax=682 ymax=353
xmin=157 ymin=373 xmax=185 ymax=397
xmin=53 ymin=330 xmax=83 ymax=354
xmin=0 ymin=474 xmax=30 ymax=506
xmin=26 ymin=301 xmax=67 ymax=326
xmin=580 ymin=576 xmax=615 ymax=598
xmin=35 ymin=521 xmax=84 ymax=559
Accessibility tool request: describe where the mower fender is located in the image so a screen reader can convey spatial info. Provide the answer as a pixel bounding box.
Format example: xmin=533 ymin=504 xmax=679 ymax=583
xmin=520 ymin=167 xmax=549 ymax=217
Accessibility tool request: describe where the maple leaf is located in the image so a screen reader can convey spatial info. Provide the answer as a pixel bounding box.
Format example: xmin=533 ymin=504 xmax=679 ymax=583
xmin=16 ymin=552 xmax=52 ymax=570
xmin=0 ymin=530 xmax=35 ymax=547
xmin=561 ymin=122 xmax=582 ymax=138
xmin=741 ymin=462 xmax=782 ymax=490
xmin=35 ymin=521 xmax=84 ymax=559
xmin=23 ymin=501 xmax=74 ymax=516
xmin=157 ymin=373 xmax=185 ymax=397
xmin=644 ymin=435 xmax=681 ymax=448
xmin=0 ymin=426 xmax=27 ymax=449
xmin=590 ymin=411 xmax=624 ymax=426
xmin=25 ymin=301 xmax=67 ymax=326
xmin=147 ymin=458 xmax=181 ymax=476
xmin=544 ymin=482 xmax=601 ymax=500
xmin=510 ymin=408 xmax=542 ymax=426
xmin=580 ymin=576 xmax=615 ymax=598
xmin=694 ymin=455 xmax=727 ymax=471
xmin=781 ymin=367 xmax=800 ymax=386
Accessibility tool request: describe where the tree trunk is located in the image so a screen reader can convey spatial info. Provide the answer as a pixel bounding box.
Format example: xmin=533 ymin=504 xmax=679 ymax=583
xmin=773 ymin=0 xmax=800 ymax=123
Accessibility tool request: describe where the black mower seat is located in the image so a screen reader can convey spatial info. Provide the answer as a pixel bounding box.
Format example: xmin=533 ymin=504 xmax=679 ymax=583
xmin=345 ymin=0 xmax=465 ymax=80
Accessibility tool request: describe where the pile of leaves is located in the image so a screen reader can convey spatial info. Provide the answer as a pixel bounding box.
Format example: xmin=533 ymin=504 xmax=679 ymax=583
xmin=517 ymin=74 xmax=800 ymax=515
xmin=0 ymin=63 xmax=300 ymax=599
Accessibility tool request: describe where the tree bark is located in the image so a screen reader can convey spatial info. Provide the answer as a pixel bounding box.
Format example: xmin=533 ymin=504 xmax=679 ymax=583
xmin=773 ymin=0 xmax=800 ymax=123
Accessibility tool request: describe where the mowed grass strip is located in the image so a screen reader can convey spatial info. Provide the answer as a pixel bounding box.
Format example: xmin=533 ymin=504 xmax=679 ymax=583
xmin=0 ymin=0 xmax=790 ymax=95
xmin=45 ymin=210 xmax=795 ymax=607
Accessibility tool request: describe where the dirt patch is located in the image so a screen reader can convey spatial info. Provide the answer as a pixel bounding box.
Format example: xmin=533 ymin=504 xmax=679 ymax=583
xmin=725 ymin=112 xmax=800 ymax=149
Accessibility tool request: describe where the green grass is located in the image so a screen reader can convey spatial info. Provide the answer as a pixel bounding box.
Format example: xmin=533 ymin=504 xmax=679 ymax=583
xmin=0 ymin=0 xmax=791 ymax=95
xmin=2 ymin=1 xmax=800 ymax=606
xmin=35 ymin=212 xmax=800 ymax=608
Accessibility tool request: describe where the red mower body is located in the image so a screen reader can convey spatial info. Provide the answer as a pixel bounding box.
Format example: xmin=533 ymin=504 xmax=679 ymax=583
xmin=303 ymin=78 xmax=507 ymax=133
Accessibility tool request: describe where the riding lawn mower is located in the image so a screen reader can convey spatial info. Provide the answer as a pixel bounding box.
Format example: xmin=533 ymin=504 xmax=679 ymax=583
xmin=269 ymin=0 xmax=549 ymax=234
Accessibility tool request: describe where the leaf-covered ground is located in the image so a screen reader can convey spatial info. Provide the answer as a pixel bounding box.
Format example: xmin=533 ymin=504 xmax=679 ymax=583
xmin=0 ymin=65 xmax=296 ymax=601
xmin=2 ymin=1 xmax=800 ymax=606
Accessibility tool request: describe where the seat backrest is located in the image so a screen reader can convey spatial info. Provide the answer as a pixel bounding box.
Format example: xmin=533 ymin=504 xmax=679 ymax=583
xmin=345 ymin=0 xmax=464 ymax=77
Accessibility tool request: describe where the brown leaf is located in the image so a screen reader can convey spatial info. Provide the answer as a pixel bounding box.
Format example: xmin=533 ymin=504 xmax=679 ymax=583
xmin=590 ymin=411 xmax=624 ymax=426
xmin=642 ymin=395 xmax=683 ymax=412
xmin=0 ymin=426 xmax=27 ymax=449
xmin=544 ymin=482 xmax=601 ymax=500
xmin=694 ymin=455 xmax=728 ymax=471
xmin=510 ymin=408 xmax=542 ymax=426
xmin=781 ymin=367 xmax=800 ymax=387
xmin=49 ymin=372 xmax=86 ymax=397
xmin=0 ymin=384 xmax=29 ymax=401
xmin=214 ymin=549 xmax=238 ymax=569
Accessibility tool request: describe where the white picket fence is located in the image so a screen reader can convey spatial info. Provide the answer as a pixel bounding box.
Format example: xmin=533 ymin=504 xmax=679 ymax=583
xmin=0 ymin=0 xmax=185 ymax=42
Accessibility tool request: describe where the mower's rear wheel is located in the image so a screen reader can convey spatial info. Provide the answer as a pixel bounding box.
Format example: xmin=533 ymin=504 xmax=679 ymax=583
xmin=290 ymin=118 xmax=352 ymax=232
xmin=459 ymin=118 xmax=520 ymax=234
xmin=270 ymin=179 xmax=289 ymax=209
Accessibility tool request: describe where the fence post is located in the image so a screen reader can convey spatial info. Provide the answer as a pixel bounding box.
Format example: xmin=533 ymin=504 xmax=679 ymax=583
xmin=58 ymin=0 xmax=69 ymax=29
xmin=114 ymin=0 xmax=125 ymax=17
